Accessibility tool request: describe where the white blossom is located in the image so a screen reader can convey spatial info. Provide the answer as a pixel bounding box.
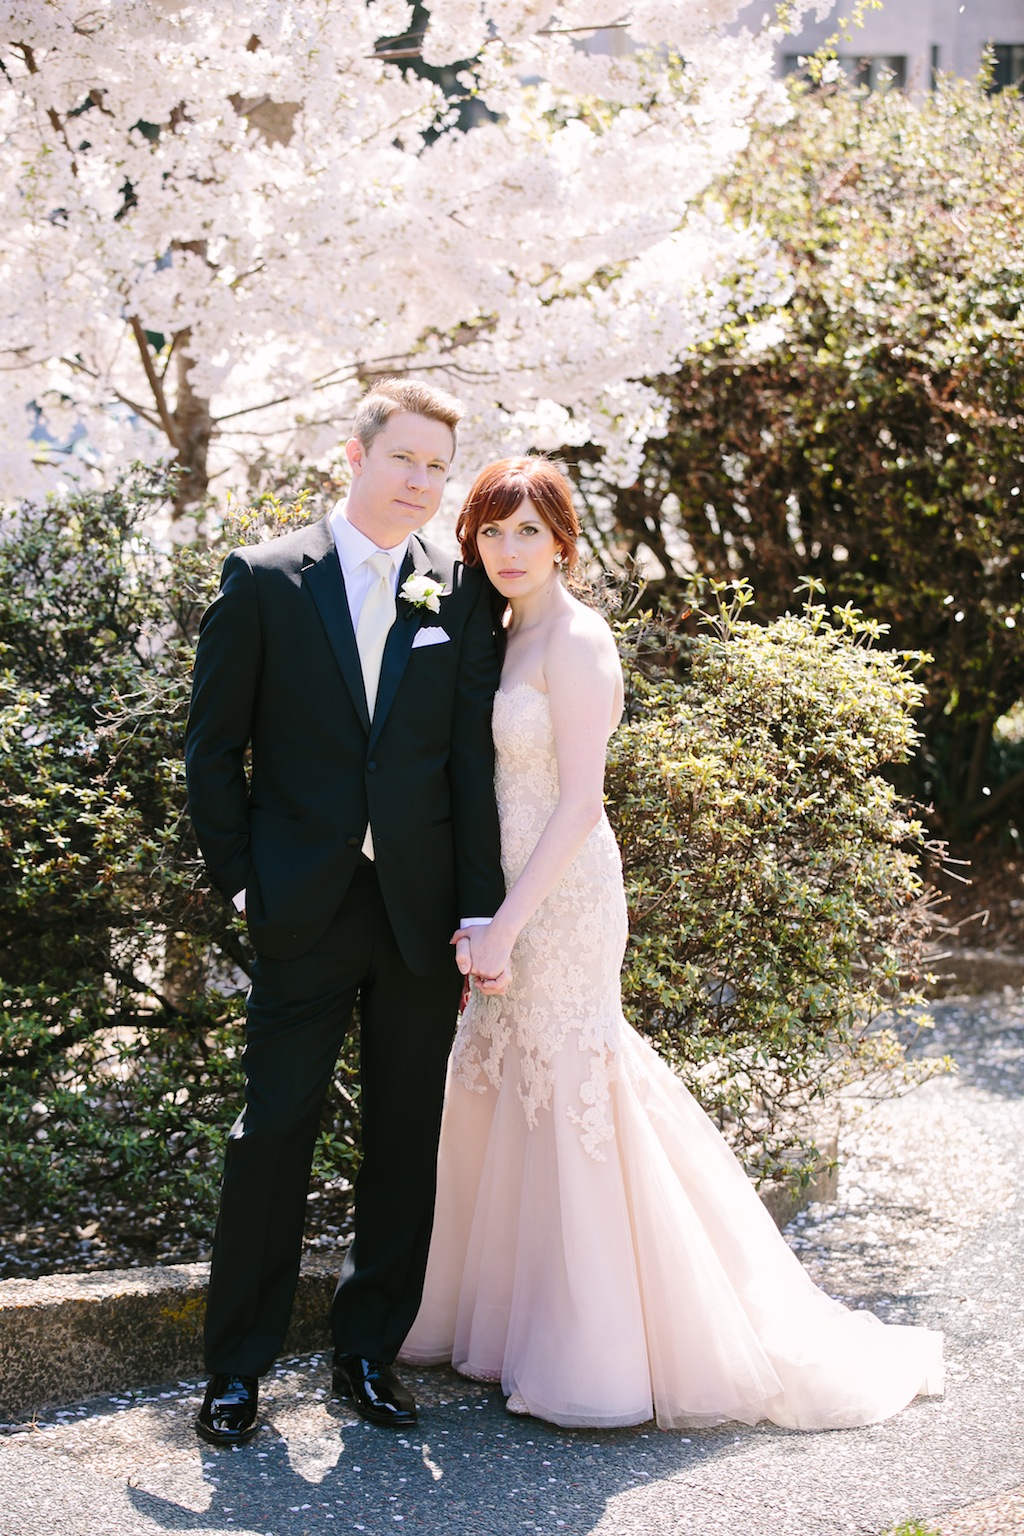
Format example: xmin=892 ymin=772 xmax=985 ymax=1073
xmin=0 ymin=0 xmax=785 ymax=503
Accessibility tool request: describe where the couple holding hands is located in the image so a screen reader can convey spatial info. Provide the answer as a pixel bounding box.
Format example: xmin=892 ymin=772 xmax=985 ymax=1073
xmin=185 ymin=379 xmax=942 ymax=1447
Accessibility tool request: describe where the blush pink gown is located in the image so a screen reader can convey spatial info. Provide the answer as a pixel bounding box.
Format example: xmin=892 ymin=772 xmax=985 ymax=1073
xmin=399 ymin=683 xmax=943 ymax=1430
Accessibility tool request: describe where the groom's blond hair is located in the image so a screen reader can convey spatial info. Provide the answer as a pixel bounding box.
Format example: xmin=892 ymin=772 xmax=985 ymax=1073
xmin=354 ymin=378 xmax=464 ymax=456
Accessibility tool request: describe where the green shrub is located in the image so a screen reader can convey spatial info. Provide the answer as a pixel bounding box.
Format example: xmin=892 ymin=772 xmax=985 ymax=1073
xmin=575 ymin=71 xmax=1024 ymax=838
xmin=0 ymin=472 xmax=359 ymax=1245
xmin=610 ymin=579 xmax=950 ymax=1190
xmin=0 ymin=473 xmax=949 ymax=1248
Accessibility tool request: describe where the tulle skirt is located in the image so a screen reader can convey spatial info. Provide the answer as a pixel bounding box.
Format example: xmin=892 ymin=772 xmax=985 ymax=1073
xmin=400 ymin=1023 xmax=943 ymax=1431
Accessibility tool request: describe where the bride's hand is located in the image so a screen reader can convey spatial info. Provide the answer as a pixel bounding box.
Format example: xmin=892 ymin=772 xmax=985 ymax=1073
xmin=451 ymin=924 xmax=514 ymax=994
xmin=473 ymin=967 xmax=511 ymax=996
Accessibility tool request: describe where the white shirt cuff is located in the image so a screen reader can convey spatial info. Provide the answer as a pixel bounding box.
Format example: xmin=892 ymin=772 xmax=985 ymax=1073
xmin=232 ymin=891 xmax=482 ymax=923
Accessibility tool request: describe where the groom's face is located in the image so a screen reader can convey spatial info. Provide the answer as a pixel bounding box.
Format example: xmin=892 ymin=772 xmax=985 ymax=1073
xmin=345 ymin=411 xmax=455 ymax=547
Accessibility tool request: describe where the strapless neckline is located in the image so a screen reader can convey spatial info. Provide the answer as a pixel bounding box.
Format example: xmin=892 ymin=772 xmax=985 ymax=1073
xmin=497 ymin=681 xmax=548 ymax=701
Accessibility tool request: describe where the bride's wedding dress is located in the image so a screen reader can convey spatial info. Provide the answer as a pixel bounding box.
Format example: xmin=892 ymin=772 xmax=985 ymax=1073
xmin=400 ymin=683 xmax=943 ymax=1430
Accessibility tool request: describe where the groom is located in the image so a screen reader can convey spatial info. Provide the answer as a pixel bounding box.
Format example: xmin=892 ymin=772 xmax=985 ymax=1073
xmin=185 ymin=378 xmax=505 ymax=1444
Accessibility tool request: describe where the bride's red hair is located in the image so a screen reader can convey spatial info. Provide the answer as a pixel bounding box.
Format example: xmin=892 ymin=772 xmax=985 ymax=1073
xmin=456 ymin=458 xmax=580 ymax=575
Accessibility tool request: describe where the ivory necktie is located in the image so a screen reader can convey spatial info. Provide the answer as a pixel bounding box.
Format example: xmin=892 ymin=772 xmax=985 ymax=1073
xmin=356 ymin=549 xmax=396 ymax=858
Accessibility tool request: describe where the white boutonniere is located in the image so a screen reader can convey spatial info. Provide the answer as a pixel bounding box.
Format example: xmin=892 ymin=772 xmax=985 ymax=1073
xmin=400 ymin=573 xmax=449 ymax=613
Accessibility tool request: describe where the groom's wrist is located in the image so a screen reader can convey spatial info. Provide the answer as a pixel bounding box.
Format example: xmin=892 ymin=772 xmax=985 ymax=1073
xmin=459 ymin=916 xmax=491 ymax=927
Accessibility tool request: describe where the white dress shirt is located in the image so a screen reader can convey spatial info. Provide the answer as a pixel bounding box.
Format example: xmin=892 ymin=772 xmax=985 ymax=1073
xmin=329 ymin=498 xmax=408 ymax=624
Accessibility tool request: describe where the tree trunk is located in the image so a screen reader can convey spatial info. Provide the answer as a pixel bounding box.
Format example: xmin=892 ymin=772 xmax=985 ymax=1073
xmin=170 ymin=329 xmax=213 ymax=513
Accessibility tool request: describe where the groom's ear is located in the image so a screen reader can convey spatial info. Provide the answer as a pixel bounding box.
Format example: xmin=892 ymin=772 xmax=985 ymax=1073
xmin=345 ymin=436 xmax=365 ymax=476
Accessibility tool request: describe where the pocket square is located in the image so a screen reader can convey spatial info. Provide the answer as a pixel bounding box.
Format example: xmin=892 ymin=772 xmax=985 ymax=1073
xmin=412 ymin=627 xmax=450 ymax=649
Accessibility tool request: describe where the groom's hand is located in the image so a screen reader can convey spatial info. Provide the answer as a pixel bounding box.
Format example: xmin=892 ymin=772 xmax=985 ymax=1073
xmin=454 ymin=934 xmax=474 ymax=1009
xmin=453 ymin=934 xmax=473 ymax=975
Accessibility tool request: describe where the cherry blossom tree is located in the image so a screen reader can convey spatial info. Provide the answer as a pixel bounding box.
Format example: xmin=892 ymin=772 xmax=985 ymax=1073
xmin=0 ymin=0 xmax=791 ymax=506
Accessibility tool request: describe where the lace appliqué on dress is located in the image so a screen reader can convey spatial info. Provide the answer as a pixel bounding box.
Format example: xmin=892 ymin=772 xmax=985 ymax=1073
xmin=452 ymin=684 xmax=627 ymax=1161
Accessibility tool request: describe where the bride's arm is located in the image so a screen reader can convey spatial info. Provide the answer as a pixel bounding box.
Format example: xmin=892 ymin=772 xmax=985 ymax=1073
xmin=459 ymin=613 xmax=622 ymax=983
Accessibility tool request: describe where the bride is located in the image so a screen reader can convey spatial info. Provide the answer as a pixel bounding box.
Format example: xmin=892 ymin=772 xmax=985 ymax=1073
xmin=399 ymin=457 xmax=943 ymax=1431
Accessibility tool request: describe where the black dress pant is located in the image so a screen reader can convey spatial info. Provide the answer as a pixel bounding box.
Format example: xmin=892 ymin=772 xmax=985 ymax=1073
xmin=203 ymin=862 xmax=462 ymax=1376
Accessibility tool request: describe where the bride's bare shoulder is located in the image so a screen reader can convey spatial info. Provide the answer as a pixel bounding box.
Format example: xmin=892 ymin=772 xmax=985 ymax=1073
xmin=545 ymin=596 xmax=622 ymax=697
xmin=561 ymin=595 xmax=620 ymax=660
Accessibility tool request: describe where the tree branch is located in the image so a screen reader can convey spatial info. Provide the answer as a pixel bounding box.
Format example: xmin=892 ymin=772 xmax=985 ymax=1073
xmin=537 ymin=18 xmax=630 ymax=35
xmin=14 ymin=43 xmax=81 ymax=174
xmin=158 ymin=330 xmax=181 ymax=381
xmin=211 ymin=349 xmax=506 ymax=431
xmin=968 ymin=764 xmax=1024 ymax=823
xmin=369 ymin=18 xmax=629 ymax=58
xmin=129 ymin=316 xmax=182 ymax=450
xmin=58 ymin=354 xmax=165 ymax=430
xmin=211 ymin=358 xmax=400 ymax=425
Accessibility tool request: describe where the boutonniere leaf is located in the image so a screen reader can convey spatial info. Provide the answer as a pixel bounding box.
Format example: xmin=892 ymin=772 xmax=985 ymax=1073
xmin=400 ymin=573 xmax=449 ymax=614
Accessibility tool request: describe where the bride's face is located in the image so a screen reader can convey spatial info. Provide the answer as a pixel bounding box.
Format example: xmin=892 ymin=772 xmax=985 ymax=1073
xmin=476 ymin=498 xmax=560 ymax=599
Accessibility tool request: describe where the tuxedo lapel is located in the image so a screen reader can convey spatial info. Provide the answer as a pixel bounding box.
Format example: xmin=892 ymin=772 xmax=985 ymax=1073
xmin=301 ymin=516 xmax=371 ymax=733
xmin=369 ymin=537 xmax=436 ymax=750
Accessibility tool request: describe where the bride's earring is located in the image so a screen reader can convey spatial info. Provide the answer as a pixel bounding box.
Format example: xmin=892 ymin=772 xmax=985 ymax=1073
xmin=554 ymin=552 xmax=563 ymax=565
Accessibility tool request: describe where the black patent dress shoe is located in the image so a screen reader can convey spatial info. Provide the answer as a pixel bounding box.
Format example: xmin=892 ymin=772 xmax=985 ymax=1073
xmin=195 ymin=1373 xmax=260 ymax=1445
xmin=332 ymin=1354 xmax=417 ymax=1427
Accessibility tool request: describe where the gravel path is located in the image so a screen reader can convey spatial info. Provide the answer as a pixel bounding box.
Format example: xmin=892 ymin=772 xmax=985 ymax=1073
xmin=0 ymin=992 xmax=1021 ymax=1536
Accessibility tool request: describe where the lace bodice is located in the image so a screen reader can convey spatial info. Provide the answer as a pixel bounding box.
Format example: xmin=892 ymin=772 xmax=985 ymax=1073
xmin=452 ymin=683 xmax=628 ymax=1158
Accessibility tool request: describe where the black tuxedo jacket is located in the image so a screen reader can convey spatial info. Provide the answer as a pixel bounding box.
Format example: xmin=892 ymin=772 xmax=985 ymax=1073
xmin=185 ymin=514 xmax=505 ymax=972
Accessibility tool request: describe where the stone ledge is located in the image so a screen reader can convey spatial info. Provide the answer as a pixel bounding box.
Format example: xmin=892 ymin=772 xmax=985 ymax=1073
xmin=0 ymin=1254 xmax=339 ymax=1423
xmin=760 ymin=1147 xmax=839 ymax=1230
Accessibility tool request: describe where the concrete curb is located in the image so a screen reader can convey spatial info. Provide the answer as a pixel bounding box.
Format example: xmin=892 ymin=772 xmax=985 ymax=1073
xmin=0 ymin=1255 xmax=339 ymax=1422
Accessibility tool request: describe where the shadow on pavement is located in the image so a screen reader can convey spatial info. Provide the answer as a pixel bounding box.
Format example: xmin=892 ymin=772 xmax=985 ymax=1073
xmin=124 ymin=1360 xmax=773 ymax=1536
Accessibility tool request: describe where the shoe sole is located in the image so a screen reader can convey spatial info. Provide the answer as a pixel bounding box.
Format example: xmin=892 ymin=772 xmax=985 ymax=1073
xmin=195 ymin=1416 xmax=259 ymax=1446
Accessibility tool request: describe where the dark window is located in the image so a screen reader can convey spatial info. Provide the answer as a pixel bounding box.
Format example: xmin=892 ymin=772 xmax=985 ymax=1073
xmin=837 ymin=54 xmax=907 ymax=90
xmin=991 ymin=43 xmax=1024 ymax=92
xmin=782 ymin=53 xmax=907 ymax=91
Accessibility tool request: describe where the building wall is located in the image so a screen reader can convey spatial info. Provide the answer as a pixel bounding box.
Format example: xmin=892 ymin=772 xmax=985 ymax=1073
xmin=743 ymin=0 xmax=1024 ymax=93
